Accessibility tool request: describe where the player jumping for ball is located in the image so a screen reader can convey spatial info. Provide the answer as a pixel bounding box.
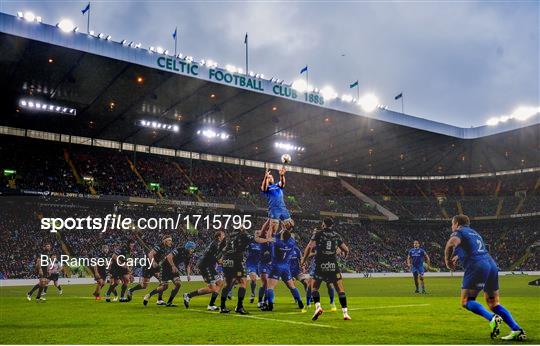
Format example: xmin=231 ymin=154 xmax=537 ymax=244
xmin=445 ymin=214 xmax=526 ymax=341
xmin=261 ymin=167 xmax=294 ymax=239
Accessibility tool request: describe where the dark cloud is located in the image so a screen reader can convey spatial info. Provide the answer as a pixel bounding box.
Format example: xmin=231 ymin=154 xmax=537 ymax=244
xmin=2 ymin=1 xmax=538 ymax=127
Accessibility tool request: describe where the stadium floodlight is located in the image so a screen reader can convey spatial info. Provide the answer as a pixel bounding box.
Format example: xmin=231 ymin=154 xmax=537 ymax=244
xmin=57 ymin=19 xmax=75 ymax=32
xmin=106 ymin=35 xmax=112 ymax=41
xmin=292 ymin=79 xmax=308 ymax=93
xmin=23 ymin=12 xmax=35 ymax=22
xmin=17 ymin=12 xmax=23 ymax=18
xmin=341 ymin=94 xmax=354 ymax=103
xmin=89 ymin=30 xmax=95 ymax=36
xmin=225 ymin=64 xmax=237 ymax=73
xmin=197 ymin=129 xmax=229 ymax=140
xmin=135 ymin=43 xmax=142 ymax=48
xmin=98 ymin=33 xmax=105 ymax=39
xmin=156 ymin=47 xmax=164 ymax=54
xmin=249 ymin=71 xmax=255 ymax=77
xmin=237 ymin=67 xmax=244 ymax=74
xmin=185 ymin=56 xmax=194 ymax=63
xmin=19 ymin=98 xmax=76 ymax=115
xmin=139 ymin=119 xmax=178 ymax=132
xmin=320 ymin=86 xmax=338 ymax=100
xmin=358 ymin=93 xmax=379 ymax=112
xmin=275 ymin=141 xmax=304 ymax=152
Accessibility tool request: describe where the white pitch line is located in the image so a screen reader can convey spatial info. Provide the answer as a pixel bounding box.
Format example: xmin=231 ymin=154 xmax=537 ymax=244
xmin=349 ymin=303 xmax=431 ymax=311
xmin=273 ymin=303 xmax=431 ymax=315
xmin=187 ymin=308 xmax=338 ymax=329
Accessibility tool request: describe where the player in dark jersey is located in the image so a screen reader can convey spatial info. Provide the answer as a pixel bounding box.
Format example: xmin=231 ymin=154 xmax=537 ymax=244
xmin=183 ymin=230 xmax=226 ymax=311
xmin=27 ymin=243 xmax=52 ymax=302
xmin=219 ymin=227 xmax=257 ymax=314
xmin=445 ymin=214 xmax=526 ymax=341
xmin=406 ymin=240 xmax=431 ymax=294
xmin=92 ymin=244 xmax=110 ymax=300
xmin=144 ymin=241 xmax=195 ymax=307
xmin=106 ymin=242 xmax=135 ymax=302
xmin=44 ymin=254 xmax=63 ymax=296
xmin=259 ymin=228 xmax=305 ymax=312
xmin=261 ymin=167 xmax=294 ymax=240
xmin=127 ymin=235 xmax=173 ymax=303
xmin=301 ymin=218 xmax=351 ymax=321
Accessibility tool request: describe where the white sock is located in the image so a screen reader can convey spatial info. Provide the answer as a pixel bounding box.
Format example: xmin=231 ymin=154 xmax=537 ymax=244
xmin=342 ymin=307 xmax=348 ymax=313
xmin=315 ymin=302 xmax=321 ymax=309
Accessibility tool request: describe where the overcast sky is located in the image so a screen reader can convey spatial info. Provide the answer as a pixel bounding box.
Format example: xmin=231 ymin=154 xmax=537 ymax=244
xmin=1 ymin=1 xmax=538 ymax=127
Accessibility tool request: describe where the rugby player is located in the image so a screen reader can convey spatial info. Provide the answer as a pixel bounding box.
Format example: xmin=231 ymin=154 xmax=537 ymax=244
xmin=43 ymin=253 xmax=63 ymax=296
xmin=261 ymin=167 xmax=294 ymax=239
xmin=259 ymin=228 xmax=305 ymax=312
xmin=27 ymin=243 xmax=52 ymax=302
xmin=246 ymin=239 xmax=262 ymax=304
xmin=219 ymin=227 xmax=256 ymax=314
xmin=445 ymin=214 xmax=526 ymax=341
xmin=183 ymin=230 xmax=226 ymax=311
xmin=92 ymin=244 xmax=110 ymax=300
xmin=127 ymin=235 xmax=173 ymax=302
xmin=406 ymin=240 xmax=430 ymax=293
xmin=106 ymin=242 xmax=134 ymax=303
xmin=144 ymin=241 xmax=195 ymax=307
xmin=301 ymin=218 xmax=351 ymax=321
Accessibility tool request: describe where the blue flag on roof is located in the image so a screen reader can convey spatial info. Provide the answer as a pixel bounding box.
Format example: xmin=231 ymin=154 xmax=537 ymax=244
xmin=300 ymin=65 xmax=308 ymax=74
xmin=350 ymin=80 xmax=359 ymax=89
xmin=172 ymin=27 xmax=177 ymax=40
xmin=81 ymin=3 xmax=90 ymax=15
xmin=395 ymin=92 xmax=403 ymax=100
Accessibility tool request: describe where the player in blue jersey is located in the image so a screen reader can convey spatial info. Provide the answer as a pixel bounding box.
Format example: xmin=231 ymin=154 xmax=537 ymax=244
xmin=445 ymin=214 xmax=526 ymax=341
xmin=406 ymin=240 xmax=430 ymax=294
xmin=258 ymin=228 xmax=305 ymax=312
xmin=261 ymin=167 xmax=294 ymax=239
xmin=257 ymin=225 xmax=273 ymax=308
xmin=246 ymin=240 xmax=262 ymax=303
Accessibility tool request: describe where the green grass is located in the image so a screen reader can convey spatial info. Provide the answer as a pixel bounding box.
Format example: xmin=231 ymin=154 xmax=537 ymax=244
xmin=1 ymin=276 xmax=538 ymax=344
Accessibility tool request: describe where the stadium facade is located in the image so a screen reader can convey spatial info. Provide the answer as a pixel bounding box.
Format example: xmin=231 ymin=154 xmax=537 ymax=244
xmin=0 ymin=11 xmax=538 ymax=178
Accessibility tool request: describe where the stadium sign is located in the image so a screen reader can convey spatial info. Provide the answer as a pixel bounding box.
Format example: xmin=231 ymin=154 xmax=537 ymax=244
xmin=156 ymin=57 xmax=199 ymax=76
xmin=155 ymin=56 xmax=324 ymax=104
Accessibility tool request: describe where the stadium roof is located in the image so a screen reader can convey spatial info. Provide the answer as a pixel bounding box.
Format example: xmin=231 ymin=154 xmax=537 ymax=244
xmin=1 ymin=12 xmax=539 ymax=176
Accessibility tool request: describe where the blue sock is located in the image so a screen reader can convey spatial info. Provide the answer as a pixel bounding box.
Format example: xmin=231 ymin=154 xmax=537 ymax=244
xmin=258 ymin=286 xmax=265 ymax=302
xmin=492 ymin=304 xmax=521 ymax=331
xmin=306 ymin=287 xmax=312 ymax=305
xmin=465 ymin=301 xmax=495 ymax=321
xmin=264 ymin=289 xmax=269 ymax=303
xmin=267 ymin=289 xmax=275 ymax=304
xmin=290 ymin=287 xmax=302 ymax=303
xmin=328 ymin=285 xmax=335 ymax=304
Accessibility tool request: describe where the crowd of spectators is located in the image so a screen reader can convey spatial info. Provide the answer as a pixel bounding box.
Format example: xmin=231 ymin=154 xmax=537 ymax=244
xmin=1 ymin=136 xmax=538 ymax=219
xmin=1 ymin=198 xmax=538 ymax=279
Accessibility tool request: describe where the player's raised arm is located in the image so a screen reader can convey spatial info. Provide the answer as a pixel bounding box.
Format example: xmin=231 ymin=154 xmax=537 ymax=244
xmin=278 ymin=166 xmax=286 ymax=188
xmin=261 ymin=170 xmax=271 ymax=191
xmin=444 ymin=235 xmax=461 ymax=270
